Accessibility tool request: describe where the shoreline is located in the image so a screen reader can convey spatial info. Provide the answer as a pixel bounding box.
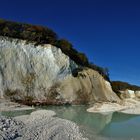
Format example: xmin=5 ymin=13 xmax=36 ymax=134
xmin=1 ymin=98 xmax=140 ymax=140
xmin=1 ymin=98 xmax=140 ymax=115
xmin=0 ymin=99 xmax=88 ymax=140
xmin=0 ymin=110 xmax=87 ymax=140
xmin=87 ymin=98 xmax=140 ymax=115
xmin=0 ymin=99 xmax=34 ymax=112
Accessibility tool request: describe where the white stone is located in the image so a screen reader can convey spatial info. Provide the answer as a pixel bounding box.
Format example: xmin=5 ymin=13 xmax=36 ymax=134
xmin=135 ymin=91 xmax=140 ymax=98
xmin=120 ymin=89 xmax=135 ymax=99
xmin=87 ymin=98 xmax=140 ymax=114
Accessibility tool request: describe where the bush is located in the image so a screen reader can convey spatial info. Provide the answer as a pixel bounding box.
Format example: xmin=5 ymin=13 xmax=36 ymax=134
xmin=55 ymin=39 xmax=89 ymax=66
xmin=55 ymin=39 xmax=72 ymax=51
xmin=88 ymin=63 xmax=110 ymax=81
xmin=0 ymin=19 xmax=58 ymax=45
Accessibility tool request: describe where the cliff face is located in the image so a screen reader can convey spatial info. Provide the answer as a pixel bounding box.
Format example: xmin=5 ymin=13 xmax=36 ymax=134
xmin=119 ymin=90 xmax=140 ymax=99
xmin=0 ymin=36 xmax=120 ymax=104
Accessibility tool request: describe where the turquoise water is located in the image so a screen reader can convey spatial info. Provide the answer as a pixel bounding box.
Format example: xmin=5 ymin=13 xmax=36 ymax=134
xmin=1 ymin=105 xmax=140 ymax=140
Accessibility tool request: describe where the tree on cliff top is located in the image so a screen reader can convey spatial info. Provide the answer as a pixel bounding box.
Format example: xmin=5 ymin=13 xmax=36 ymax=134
xmin=111 ymin=81 xmax=140 ymax=93
xmin=0 ymin=18 xmax=109 ymax=81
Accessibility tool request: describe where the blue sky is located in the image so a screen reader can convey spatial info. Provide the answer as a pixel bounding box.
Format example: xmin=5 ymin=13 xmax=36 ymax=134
xmin=0 ymin=0 xmax=140 ymax=85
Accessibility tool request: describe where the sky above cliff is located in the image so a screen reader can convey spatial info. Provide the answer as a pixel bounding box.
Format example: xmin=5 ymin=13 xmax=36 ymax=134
xmin=0 ymin=0 xmax=140 ymax=85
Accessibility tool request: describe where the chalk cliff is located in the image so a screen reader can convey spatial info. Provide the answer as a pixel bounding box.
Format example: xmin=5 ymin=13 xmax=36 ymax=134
xmin=0 ymin=36 xmax=120 ymax=104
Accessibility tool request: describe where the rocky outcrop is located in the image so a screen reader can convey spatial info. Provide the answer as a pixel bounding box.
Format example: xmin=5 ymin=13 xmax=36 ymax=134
xmin=0 ymin=36 xmax=120 ymax=104
xmin=119 ymin=90 xmax=140 ymax=99
xmin=119 ymin=90 xmax=136 ymax=99
xmin=87 ymin=98 xmax=140 ymax=115
xmin=58 ymin=69 xmax=120 ymax=103
xmin=135 ymin=91 xmax=140 ymax=98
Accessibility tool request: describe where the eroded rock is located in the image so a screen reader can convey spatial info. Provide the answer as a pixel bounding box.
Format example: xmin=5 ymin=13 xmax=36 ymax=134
xmin=0 ymin=36 xmax=120 ymax=104
xmin=120 ymin=90 xmax=135 ymax=99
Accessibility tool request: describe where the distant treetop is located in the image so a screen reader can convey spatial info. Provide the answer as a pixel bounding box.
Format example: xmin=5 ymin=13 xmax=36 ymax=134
xmin=111 ymin=81 xmax=140 ymax=93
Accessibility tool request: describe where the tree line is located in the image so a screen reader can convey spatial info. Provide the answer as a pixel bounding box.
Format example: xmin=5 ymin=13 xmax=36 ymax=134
xmin=0 ymin=19 xmax=109 ymax=81
xmin=111 ymin=81 xmax=140 ymax=93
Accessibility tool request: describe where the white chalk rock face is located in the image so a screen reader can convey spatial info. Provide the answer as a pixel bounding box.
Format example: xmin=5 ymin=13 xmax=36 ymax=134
xmin=135 ymin=91 xmax=140 ymax=98
xmin=0 ymin=36 xmax=120 ymax=104
xmin=120 ymin=90 xmax=135 ymax=99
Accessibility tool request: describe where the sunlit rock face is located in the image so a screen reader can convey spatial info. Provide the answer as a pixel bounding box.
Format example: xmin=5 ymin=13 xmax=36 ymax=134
xmin=120 ymin=90 xmax=136 ymax=99
xmin=0 ymin=36 xmax=120 ymax=104
xmin=58 ymin=69 xmax=120 ymax=103
xmin=135 ymin=91 xmax=140 ymax=98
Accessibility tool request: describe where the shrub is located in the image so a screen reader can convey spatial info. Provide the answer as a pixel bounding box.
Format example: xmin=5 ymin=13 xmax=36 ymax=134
xmin=88 ymin=63 xmax=110 ymax=81
xmin=0 ymin=19 xmax=57 ymax=45
xmin=55 ymin=39 xmax=89 ymax=66
xmin=55 ymin=39 xmax=73 ymax=51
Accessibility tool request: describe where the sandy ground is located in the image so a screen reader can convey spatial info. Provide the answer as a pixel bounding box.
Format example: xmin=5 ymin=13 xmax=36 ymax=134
xmin=87 ymin=98 xmax=140 ymax=115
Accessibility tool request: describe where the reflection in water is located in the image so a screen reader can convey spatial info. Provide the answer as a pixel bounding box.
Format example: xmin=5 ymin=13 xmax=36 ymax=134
xmin=43 ymin=106 xmax=113 ymax=139
xmin=101 ymin=112 xmax=140 ymax=140
xmin=112 ymin=112 xmax=139 ymax=123
xmin=46 ymin=106 xmax=113 ymax=133
xmin=1 ymin=105 xmax=140 ymax=140
xmin=1 ymin=109 xmax=34 ymax=117
xmin=44 ymin=105 xmax=140 ymax=140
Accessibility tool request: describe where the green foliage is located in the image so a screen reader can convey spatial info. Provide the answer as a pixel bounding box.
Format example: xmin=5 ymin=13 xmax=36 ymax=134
xmin=0 ymin=19 xmax=57 ymax=44
xmin=0 ymin=19 xmax=6 ymax=24
xmin=88 ymin=63 xmax=110 ymax=81
xmin=55 ymin=39 xmax=89 ymax=66
xmin=111 ymin=81 xmax=140 ymax=93
xmin=55 ymin=39 xmax=72 ymax=51
xmin=0 ymin=19 xmax=109 ymax=81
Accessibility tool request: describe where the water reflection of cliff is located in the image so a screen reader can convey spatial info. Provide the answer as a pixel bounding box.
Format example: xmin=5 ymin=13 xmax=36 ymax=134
xmin=100 ymin=112 xmax=140 ymax=140
xmin=46 ymin=105 xmax=113 ymax=133
xmin=2 ymin=105 xmax=140 ymax=140
xmin=112 ymin=112 xmax=139 ymax=122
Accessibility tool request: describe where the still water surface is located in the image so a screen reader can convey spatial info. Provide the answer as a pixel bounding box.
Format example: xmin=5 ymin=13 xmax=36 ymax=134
xmin=2 ymin=105 xmax=140 ymax=140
